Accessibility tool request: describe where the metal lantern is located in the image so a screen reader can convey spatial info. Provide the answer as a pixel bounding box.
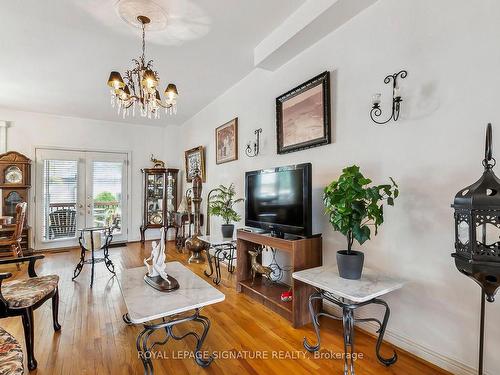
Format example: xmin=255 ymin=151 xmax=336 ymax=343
xmin=452 ymin=123 xmax=500 ymax=375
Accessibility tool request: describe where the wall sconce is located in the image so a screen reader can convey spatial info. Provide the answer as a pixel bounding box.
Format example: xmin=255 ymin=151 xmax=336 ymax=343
xmin=370 ymin=70 xmax=408 ymax=125
xmin=245 ymin=128 xmax=262 ymax=157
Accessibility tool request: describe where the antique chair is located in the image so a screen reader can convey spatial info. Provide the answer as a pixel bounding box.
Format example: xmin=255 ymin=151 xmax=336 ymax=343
xmin=0 ymin=255 xmax=61 ymax=371
xmin=0 ymin=326 xmax=23 ymax=375
xmin=0 ymin=202 xmax=27 ymax=259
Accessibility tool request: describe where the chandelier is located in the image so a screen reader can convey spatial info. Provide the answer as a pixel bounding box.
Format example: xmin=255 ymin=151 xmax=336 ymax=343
xmin=107 ymin=15 xmax=178 ymax=119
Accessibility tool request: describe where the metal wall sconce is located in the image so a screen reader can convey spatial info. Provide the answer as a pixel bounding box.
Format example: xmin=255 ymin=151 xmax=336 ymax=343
xmin=245 ymin=128 xmax=262 ymax=157
xmin=370 ymin=70 xmax=408 ymax=125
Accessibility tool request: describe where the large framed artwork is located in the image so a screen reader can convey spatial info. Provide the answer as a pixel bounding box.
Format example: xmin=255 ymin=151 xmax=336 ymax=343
xmin=276 ymin=71 xmax=331 ymax=154
xmin=184 ymin=146 xmax=206 ymax=182
xmin=215 ymin=118 xmax=238 ymax=164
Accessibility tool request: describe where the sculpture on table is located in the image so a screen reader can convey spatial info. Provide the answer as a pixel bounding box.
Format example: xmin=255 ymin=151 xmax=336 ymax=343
xmin=185 ymin=163 xmax=206 ymax=263
xmin=143 ymin=230 xmax=179 ymax=291
xmin=248 ymin=249 xmax=272 ymax=285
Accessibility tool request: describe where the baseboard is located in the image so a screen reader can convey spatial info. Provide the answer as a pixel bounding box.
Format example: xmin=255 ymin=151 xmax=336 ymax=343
xmin=323 ymin=301 xmax=485 ymax=375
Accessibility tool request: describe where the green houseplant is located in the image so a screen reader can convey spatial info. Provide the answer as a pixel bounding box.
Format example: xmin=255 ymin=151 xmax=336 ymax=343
xmin=208 ymin=183 xmax=244 ymax=238
xmin=323 ymin=165 xmax=399 ymax=279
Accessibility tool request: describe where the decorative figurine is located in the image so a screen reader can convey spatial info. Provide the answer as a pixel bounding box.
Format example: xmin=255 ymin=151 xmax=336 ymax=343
xmin=248 ymin=249 xmax=272 ymax=285
xmin=185 ymin=165 xmax=206 ymax=263
xmin=150 ymin=154 xmax=166 ymax=168
xmin=143 ymin=230 xmax=179 ymax=291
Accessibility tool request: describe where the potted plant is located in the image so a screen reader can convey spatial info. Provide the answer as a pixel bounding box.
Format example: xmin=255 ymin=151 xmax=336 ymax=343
xmin=323 ymin=165 xmax=399 ymax=279
xmin=208 ymin=183 xmax=244 ymax=238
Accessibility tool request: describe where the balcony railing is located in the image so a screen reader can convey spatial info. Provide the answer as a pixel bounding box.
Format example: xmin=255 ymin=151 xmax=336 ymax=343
xmin=46 ymin=201 xmax=121 ymax=240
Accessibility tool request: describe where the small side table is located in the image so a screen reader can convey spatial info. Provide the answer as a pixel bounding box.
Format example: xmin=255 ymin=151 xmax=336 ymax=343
xmin=199 ymin=235 xmax=236 ymax=285
xmin=72 ymin=227 xmax=115 ymax=287
xmin=292 ymin=266 xmax=405 ymax=375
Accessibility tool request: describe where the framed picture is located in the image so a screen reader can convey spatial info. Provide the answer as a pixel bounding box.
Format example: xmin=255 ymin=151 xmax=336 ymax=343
xmin=215 ymin=118 xmax=238 ymax=164
xmin=276 ymin=71 xmax=331 ymax=154
xmin=184 ymin=146 xmax=206 ymax=182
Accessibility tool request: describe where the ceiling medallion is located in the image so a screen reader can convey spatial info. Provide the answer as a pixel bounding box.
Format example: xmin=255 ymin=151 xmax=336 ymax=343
xmin=107 ymin=15 xmax=178 ymax=119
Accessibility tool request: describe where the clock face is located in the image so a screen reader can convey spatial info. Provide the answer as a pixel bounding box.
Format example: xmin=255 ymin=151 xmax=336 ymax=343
xmin=5 ymin=166 xmax=22 ymax=184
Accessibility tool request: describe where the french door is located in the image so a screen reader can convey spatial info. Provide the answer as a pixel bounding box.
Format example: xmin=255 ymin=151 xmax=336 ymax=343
xmin=35 ymin=148 xmax=129 ymax=250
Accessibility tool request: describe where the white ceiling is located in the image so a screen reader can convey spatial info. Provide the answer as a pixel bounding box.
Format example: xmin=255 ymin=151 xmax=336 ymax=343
xmin=0 ymin=0 xmax=304 ymax=126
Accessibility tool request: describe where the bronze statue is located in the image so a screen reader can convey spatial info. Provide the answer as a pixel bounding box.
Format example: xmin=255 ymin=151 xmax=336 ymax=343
xmin=248 ymin=249 xmax=272 ymax=285
xmin=150 ymin=154 xmax=166 ymax=168
xmin=185 ymin=167 xmax=205 ymax=263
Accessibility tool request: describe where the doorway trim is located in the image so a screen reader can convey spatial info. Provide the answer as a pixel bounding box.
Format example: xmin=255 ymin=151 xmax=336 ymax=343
xmin=32 ymin=145 xmax=132 ymax=251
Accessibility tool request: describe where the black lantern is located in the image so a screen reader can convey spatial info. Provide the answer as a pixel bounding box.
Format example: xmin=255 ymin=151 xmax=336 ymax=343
xmin=452 ymin=123 xmax=500 ymax=375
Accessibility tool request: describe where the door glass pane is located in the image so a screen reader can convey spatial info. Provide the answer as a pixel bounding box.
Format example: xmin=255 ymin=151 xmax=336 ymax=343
xmin=93 ymin=161 xmax=123 ymax=234
xmin=43 ymin=160 xmax=78 ymax=240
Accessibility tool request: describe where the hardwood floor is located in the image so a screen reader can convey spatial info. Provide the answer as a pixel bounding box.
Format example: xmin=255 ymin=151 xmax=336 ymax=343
xmin=1 ymin=242 xmax=450 ymax=375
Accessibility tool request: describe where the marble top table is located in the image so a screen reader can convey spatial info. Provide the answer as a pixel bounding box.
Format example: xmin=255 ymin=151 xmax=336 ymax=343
xmin=293 ymin=265 xmax=405 ymax=303
xmin=293 ymin=265 xmax=405 ymax=375
xmin=118 ymin=261 xmax=225 ymax=374
xmin=199 ymin=235 xmax=237 ymax=285
xmin=118 ymin=261 xmax=225 ymax=324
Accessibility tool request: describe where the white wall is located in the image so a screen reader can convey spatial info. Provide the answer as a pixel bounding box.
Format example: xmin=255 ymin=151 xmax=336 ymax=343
xmin=179 ymin=0 xmax=500 ymax=373
xmin=0 ymin=107 xmax=181 ymax=244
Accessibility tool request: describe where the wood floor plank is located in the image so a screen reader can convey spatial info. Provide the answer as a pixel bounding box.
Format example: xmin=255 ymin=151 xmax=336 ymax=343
xmin=0 ymin=242 xmax=451 ymax=374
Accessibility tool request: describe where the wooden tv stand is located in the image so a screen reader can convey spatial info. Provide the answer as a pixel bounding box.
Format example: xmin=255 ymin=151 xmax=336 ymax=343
xmin=236 ymin=229 xmax=322 ymax=327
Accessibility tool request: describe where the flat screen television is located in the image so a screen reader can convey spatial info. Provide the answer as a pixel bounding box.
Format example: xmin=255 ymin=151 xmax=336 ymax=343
xmin=245 ymin=163 xmax=312 ymax=237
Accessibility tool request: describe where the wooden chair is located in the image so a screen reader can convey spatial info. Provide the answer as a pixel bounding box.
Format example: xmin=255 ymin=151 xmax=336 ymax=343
xmin=0 ymin=202 xmax=27 ymax=259
xmin=0 ymin=255 xmax=61 ymax=371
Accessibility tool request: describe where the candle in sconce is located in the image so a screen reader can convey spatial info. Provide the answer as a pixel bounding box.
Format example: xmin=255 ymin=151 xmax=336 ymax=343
xmin=393 ymin=86 xmax=401 ymax=98
xmin=372 ymin=93 xmax=381 ymax=105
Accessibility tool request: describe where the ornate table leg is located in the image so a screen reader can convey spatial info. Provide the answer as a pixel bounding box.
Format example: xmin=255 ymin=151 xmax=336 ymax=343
xmin=204 ymin=246 xmax=215 ymax=278
xmin=72 ymin=243 xmax=86 ymax=281
xmin=342 ymin=307 xmax=356 ymax=375
xmin=133 ymin=309 xmax=214 ymax=374
xmin=213 ymin=248 xmax=224 ymax=285
xmin=303 ymin=291 xmax=324 ymax=352
xmin=123 ymin=313 xmax=133 ymax=325
xmin=89 ymin=231 xmax=96 ymax=287
xmin=370 ymin=299 xmax=398 ymax=365
xmin=226 ymin=244 xmax=236 ymax=273
xmin=103 ymin=232 xmax=116 ymax=275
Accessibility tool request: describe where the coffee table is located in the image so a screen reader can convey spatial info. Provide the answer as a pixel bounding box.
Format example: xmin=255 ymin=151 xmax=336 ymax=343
xmin=118 ymin=261 xmax=225 ymax=374
xmin=293 ymin=266 xmax=405 ymax=375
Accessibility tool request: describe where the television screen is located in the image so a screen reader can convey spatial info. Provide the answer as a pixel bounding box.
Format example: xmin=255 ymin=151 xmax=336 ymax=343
xmin=245 ymin=163 xmax=311 ymax=236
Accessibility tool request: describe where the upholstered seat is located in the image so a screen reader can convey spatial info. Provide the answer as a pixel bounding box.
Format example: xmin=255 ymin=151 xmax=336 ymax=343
xmin=0 ymin=327 xmax=23 ymax=375
xmin=3 ymin=275 xmax=59 ymax=309
xmin=0 ymin=249 xmax=61 ymax=371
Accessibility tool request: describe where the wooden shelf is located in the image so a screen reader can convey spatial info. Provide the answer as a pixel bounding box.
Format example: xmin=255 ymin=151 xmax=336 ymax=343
xmin=236 ymin=229 xmax=322 ymax=327
xmin=239 ymin=278 xmax=292 ymax=320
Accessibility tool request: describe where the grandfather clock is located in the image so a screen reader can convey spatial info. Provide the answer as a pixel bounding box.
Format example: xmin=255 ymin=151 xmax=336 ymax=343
xmin=0 ymin=151 xmax=31 ymax=253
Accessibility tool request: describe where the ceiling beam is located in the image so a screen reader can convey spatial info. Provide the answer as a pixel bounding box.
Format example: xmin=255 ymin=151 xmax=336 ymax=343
xmin=254 ymin=0 xmax=379 ymax=71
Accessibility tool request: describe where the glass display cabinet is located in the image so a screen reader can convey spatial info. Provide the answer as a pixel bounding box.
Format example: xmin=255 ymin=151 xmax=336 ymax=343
xmin=140 ymin=167 xmax=178 ymax=243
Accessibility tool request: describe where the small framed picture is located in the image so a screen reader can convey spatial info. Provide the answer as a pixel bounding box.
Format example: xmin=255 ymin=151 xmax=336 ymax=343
xmin=215 ymin=118 xmax=238 ymax=164
xmin=276 ymin=71 xmax=331 ymax=154
xmin=184 ymin=146 xmax=206 ymax=182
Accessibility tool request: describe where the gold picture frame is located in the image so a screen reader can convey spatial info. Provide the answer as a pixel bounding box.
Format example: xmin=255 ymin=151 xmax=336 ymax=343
xmin=184 ymin=146 xmax=206 ymax=182
xmin=215 ymin=118 xmax=238 ymax=164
